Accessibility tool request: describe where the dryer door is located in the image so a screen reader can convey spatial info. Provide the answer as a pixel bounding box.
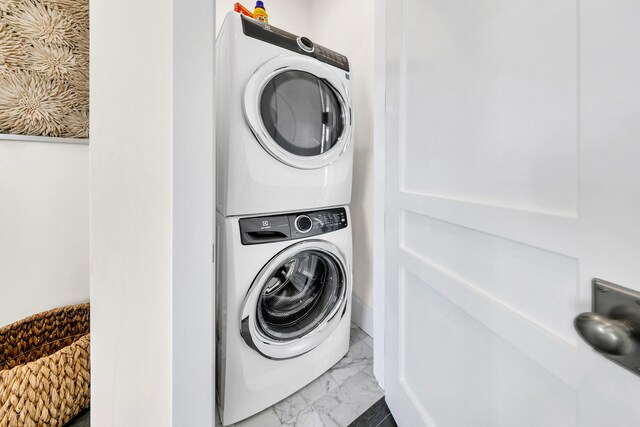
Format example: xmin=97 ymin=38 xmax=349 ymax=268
xmin=240 ymin=240 xmax=350 ymax=359
xmin=244 ymin=55 xmax=353 ymax=170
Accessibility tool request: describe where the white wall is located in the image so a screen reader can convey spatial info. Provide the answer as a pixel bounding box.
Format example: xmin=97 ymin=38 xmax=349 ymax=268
xmin=0 ymin=139 xmax=89 ymax=327
xmin=172 ymin=0 xmax=215 ymax=424
xmin=90 ymin=0 xmax=214 ymax=425
xmin=307 ymin=1 xmax=375 ymax=322
xmin=372 ymin=0 xmax=385 ymax=388
xmin=90 ymin=0 xmax=173 ymax=422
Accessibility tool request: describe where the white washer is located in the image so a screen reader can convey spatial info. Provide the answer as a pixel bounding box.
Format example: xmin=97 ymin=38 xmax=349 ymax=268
xmin=216 ymin=12 xmax=354 ymax=217
xmin=216 ymin=206 xmax=352 ymax=425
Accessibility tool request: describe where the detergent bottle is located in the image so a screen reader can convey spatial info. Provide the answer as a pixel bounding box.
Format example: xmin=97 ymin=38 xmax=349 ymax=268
xmin=253 ymin=1 xmax=268 ymax=24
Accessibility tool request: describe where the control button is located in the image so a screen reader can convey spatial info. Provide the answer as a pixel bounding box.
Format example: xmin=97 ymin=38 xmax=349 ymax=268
xmin=297 ymin=36 xmax=315 ymax=53
xmin=294 ymin=215 xmax=313 ymax=233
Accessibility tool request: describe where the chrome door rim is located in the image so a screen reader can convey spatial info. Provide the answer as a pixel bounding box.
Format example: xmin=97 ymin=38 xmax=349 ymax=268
xmin=240 ymin=240 xmax=351 ymax=359
xmin=244 ymin=55 xmax=353 ymax=170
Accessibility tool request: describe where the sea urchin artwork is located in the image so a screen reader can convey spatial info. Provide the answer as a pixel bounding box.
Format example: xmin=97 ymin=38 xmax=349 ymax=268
xmin=0 ymin=0 xmax=88 ymax=138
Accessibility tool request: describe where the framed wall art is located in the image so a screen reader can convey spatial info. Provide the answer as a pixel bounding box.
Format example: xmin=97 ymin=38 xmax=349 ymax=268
xmin=0 ymin=0 xmax=88 ymax=141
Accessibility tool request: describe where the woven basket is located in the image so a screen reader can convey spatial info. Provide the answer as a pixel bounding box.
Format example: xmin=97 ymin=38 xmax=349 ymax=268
xmin=0 ymin=304 xmax=90 ymax=427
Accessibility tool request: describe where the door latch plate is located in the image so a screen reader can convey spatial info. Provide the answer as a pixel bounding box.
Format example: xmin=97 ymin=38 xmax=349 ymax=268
xmin=590 ymin=278 xmax=640 ymax=377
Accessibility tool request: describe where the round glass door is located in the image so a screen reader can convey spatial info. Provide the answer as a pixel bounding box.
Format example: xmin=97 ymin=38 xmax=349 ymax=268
xmin=240 ymin=240 xmax=350 ymax=359
xmin=257 ymin=249 xmax=345 ymax=341
xmin=244 ymin=55 xmax=353 ymax=170
xmin=259 ymin=71 xmax=345 ymax=158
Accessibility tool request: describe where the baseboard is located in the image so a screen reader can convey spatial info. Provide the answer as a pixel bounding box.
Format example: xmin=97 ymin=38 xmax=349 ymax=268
xmin=351 ymin=293 xmax=374 ymax=337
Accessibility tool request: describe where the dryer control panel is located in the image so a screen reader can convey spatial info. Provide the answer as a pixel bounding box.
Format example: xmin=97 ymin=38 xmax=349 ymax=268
xmin=239 ymin=208 xmax=348 ymax=245
xmin=241 ymin=15 xmax=350 ymax=72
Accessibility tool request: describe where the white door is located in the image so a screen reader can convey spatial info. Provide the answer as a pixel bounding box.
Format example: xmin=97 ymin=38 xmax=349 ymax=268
xmin=383 ymin=1 xmax=640 ymax=426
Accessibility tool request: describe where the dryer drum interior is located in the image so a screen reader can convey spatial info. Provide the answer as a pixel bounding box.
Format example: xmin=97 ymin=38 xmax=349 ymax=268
xmin=256 ymin=249 xmax=345 ymax=341
xmin=259 ymin=70 xmax=346 ymax=157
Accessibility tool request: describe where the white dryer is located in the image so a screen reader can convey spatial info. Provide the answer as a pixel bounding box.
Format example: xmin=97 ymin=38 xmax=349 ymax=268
xmin=216 ymin=12 xmax=354 ymax=217
xmin=216 ymin=206 xmax=352 ymax=425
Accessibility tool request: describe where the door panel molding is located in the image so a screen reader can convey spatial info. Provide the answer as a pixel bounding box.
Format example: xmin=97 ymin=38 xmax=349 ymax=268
xmin=398 ymin=191 xmax=578 ymax=257
xmin=399 ymin=250 xmax=579 ymax=387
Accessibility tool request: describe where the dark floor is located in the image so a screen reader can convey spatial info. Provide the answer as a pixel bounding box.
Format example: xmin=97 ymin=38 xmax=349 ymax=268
xmin=65 ymin=408 xmax=89 ymax=427
xmin=348 ymin=397 xmax=397 ymax=427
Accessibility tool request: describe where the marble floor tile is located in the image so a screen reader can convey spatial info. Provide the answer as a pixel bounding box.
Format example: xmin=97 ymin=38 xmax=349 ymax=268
xmin=299 ymin=371 xmax=340 ymax=405
xmin=233 ymin=407 xmax=282 ymax=427
xmin=273 ymin=391 xmax=309 ymax=424
xmin=362 ymin=364 xmax=374 ymax=377
xmin=312 ymin=394 xmax=342 ymax=427
xmin=282 ymin=406 xmax=327 ymax=427
xmin=313 ymin=369 xmax=384 ymax=427
xmin=362 ymin=335 xmax=373 ymax=349
xmin=329 ymin=339 xmax=373 ymax=384
xmin=349 ymin=323 xmax=369 ymax=346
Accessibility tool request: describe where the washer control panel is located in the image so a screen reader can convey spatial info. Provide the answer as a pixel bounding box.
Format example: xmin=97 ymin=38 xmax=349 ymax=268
xmin=239 ymin=207 xmax=348 ymax=245
xmin=241 ymin=15 xmax=350 ymax=72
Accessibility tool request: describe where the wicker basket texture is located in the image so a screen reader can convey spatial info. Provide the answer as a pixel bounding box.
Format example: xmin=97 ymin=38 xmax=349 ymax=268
xmin=0 ymin=304 xmax=90 ymax=427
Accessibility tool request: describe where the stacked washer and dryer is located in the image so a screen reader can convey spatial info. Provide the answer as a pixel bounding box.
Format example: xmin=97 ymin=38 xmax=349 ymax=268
xmin=215 ymin=12 xmax=355 ymax=426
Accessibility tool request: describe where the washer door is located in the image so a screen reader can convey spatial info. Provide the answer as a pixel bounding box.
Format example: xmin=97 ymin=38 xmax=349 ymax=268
xmin=244 ymin=55 xmax=353 ymax=170
xmin=240 ymin=240 xmax=350 ymax=359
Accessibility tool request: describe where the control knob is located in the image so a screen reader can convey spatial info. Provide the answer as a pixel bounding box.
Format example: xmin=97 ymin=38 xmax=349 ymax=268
xmin=297 ymin=36 xmax=315 ymax=53
xmin=295 ymin=215 xmax=313 ymax=234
